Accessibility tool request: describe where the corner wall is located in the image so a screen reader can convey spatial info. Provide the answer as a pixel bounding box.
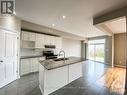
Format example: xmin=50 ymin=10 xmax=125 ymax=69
xmin=114 ymin=33 xmax=126 ymax=67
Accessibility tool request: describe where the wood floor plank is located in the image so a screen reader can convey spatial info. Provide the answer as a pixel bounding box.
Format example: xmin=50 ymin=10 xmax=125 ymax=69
xmin=97 ymin=67 xmax=126 ymax=94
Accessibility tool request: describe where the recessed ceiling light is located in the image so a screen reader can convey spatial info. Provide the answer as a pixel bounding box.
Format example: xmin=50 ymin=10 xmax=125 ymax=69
xmin=62 ymin=15 xmax=66 ymax=19
xmin=52 ymin=24 xmax=55 ymax=27
xmin=13 ymin=11 xmax=16 ymax=15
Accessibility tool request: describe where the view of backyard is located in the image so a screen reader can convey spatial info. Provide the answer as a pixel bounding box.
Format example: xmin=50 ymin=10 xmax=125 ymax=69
xmin=88 ymin=39 xmax=105 ymax=63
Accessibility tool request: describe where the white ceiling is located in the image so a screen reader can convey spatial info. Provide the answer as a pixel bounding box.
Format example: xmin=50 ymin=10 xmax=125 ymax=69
xmin=15 ymin=0 xmax=127 ymax=38
xmin=105 ymin=17 xmax=126 ymax=34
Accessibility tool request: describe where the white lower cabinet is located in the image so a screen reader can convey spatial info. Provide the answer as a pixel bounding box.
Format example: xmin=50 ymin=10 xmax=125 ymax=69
xmin=39 ymin=62 xmax=83 ymax=95
xmin=20 ymin=57 xmax=44 ymax=76
xmin=30 ymin=58 xmax=39 ymax=72
xmin=20 ymin=59 xmax=30 ymax=75
xmin=44 ymin=66 xmax=68 ymax=95
xmin=69 ymin=62 xmax=83 ymax=83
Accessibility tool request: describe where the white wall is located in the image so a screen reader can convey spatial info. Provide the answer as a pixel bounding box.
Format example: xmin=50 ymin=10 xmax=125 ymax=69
xmin=0 ymin=16 xmax=21 ymax=32
xmin=62 ymin=38 xmax=81 ymax=57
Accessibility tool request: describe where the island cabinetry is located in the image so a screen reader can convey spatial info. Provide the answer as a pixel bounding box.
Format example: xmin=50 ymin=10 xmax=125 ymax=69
xmin=39 ymin=61 xmax=83 ymax=95
xmin=68 ymin=62 xmax=82 ymax=83
xmin=45 ymin=65 xmax=68 ymax=95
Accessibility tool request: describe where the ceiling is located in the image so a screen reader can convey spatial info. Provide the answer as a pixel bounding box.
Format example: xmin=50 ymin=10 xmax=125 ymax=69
xmin=105 ymin=17 xmax=126 ymax=34
xmin=15 ymin=0 xmax=127 ymax=38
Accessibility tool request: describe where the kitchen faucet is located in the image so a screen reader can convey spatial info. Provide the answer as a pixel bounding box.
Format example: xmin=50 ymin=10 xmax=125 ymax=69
xmin=59 ymin=50 xmax=65 ymax=61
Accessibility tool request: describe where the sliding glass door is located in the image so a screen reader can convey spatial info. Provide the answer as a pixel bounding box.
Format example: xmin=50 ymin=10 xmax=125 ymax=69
xmin=88 ymin=39 xmax=105 ymax=63
xmin=95 ymin=44 xmax=105 ymax=62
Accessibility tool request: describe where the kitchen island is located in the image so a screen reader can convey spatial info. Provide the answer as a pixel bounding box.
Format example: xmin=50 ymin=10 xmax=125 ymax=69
xmin=39 ymin=57 xmax=85 ymax=95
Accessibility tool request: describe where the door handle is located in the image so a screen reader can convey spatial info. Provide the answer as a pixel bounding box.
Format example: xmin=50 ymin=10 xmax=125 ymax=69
xmin=0 ymin=60 xmax=3 ymax=63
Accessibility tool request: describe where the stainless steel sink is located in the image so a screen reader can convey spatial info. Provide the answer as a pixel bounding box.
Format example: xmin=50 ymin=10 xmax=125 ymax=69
xmin=53 ymin=58 xmax=69 ymax=61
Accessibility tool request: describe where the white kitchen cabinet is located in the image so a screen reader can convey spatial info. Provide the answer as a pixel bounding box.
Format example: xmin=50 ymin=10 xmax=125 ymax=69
xmin=20 ymin=57 xmax=45 ymax=76
xmin=69 ymin=62 xmax=83 ymax=83
xmin=29 ymin=32 xmax=36 ymax=41
xmin=21 ymin=31 xmax=36 ymax=41
xmin=30 ymin=58 xmax=39 ymax=72
xmin=35 ymin=34 xmax=44 ymax=48
xmin=21 ymin=31 xmax=62 ymax=49
xmin=44 ymin=35 xmax=51 ymax=45
xmin=21 ymin=31 xmax=29 ymax=41
xmin=42 ymin=65 xmax=68 ymax=95
xmin=39 ymin=61 xmax=83 ymax=95
xmin=20 ymin=59 xmax=30 ymax=75
xmin=49 ymin=36 xmax=55 ymax=45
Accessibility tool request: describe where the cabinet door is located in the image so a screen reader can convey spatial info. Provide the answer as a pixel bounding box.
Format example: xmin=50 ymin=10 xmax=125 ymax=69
xmin=45 ymin=66 xmax=68 ymax=95
xmin=30 ymin=58 xmax=39 ymax=72
xmin=44 ymin=35 xmax=50 ymax=45
xmin=35 ymin=34 xmax=44 ymax=48
xmin=20 ymin=59 xmax=30 ymax=75
xmin=50 ymin=36 xmax=55 ymax=45
xmin=69 ymin=62 xmax=83 ymax=83
xmin=29 ymin=32 xmax=36 ymax=41
xmin=21 ymin=31 xmax=29 ymax=40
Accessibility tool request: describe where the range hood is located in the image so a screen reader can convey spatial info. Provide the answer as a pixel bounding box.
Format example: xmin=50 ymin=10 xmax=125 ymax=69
xmin=44 ymin=45 xmax=56 ymax=49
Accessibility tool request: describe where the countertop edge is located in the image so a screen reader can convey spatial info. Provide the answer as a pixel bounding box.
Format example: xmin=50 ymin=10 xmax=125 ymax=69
xmin=40 ymin=57 xmax=85 ymax=70
xmin=20 ymin=55 xmax=44 ymax=59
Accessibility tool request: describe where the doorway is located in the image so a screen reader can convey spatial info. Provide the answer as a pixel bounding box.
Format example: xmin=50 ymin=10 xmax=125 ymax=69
xmin=87 ymin=39 xmax=105 ymax=63
xmin=0 ymin=28 xmax=18 ymax=88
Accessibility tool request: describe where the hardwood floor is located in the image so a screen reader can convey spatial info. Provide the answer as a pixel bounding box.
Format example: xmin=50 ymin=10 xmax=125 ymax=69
xmin=97 ymin=67 xmax=126 ymax=94
xmin=0 ymin=60 xmax=126 ymax=95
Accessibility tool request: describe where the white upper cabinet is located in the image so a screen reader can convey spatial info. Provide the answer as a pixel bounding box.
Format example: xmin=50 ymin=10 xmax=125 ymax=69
xmin=50 ymin=36 xmax=55 ymax=45
xmin=44 ymin=35 xmax=51 ymax=45
xmin=21 ymin=31 xmax=29 ymax=41
xmin=21 ymin=31 xmax=36 ymax=41
xmin=29 ymin=32 xmax=36 ymax=41
xmin=35 ymin=34 xmax=44 ymax=48
xmin=21 ymin=30 xmax=62 ymax=49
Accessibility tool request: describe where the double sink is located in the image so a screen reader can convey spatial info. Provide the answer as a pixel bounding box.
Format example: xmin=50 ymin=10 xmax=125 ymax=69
xmin=53 ymin=58 xmax=69 ymax=61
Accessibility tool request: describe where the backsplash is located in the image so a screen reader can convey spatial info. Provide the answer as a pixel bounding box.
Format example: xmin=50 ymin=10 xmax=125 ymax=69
xmin=20 ymin=48 xmax=42 ymax=57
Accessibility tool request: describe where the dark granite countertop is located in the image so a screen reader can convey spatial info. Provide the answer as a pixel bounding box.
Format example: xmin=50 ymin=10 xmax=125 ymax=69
xmin=20 ymin=55 xmax=44 ymax=59
xmin=39 ymin=57 xmax=85 ymax=70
